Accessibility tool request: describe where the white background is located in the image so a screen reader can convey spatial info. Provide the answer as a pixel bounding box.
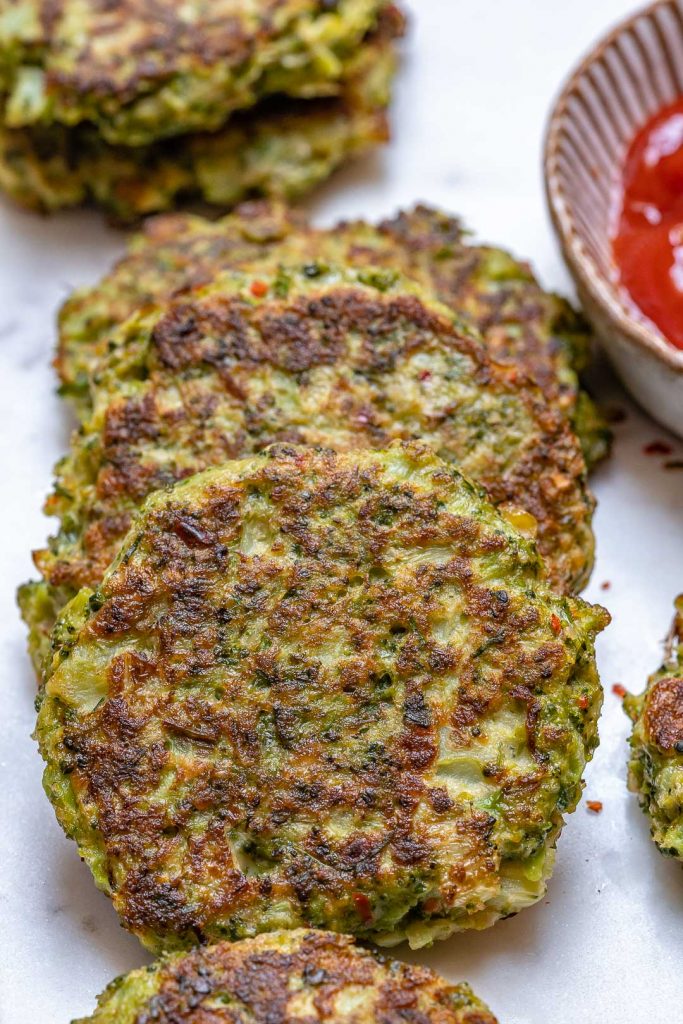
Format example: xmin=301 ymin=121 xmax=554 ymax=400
xmin=1 ymin=3 xmax=682 ymax=1022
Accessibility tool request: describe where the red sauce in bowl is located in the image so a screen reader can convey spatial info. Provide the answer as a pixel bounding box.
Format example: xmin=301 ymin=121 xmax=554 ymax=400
xmin=613 ymin=98 xmax=683 ymax=350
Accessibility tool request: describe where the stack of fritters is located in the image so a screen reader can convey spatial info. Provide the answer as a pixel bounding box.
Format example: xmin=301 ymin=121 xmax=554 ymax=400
xmin=21 ymin=201 xmax=610 ymax=676
xmin=0 ymin=1 xmax=404 ymax=219
xmin=25 ymin=201 xmax=610 ymax=959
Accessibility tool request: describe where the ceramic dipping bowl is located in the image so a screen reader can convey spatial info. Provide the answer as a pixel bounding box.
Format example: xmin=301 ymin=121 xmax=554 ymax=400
xmin=545 ymin=0 xmax=683 ymax=438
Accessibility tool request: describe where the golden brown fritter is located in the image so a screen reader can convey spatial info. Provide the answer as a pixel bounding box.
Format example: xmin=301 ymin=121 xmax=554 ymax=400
xmin=625 ymin=596 xmax=683 ymax=859
xmin=20 ymin=207 xmax=605 ymax=677
xmin=0 ymin=7 xmax=402 ymax=220
xmin=38 ymin=263 xmax=595 ymax=614
xmin=55 ymin=202 xmax=608 ymax=466
xmin=37 ymin=443 xmax=607 ymax=952
xmin=0 ymin=0 xmax=388 ymax=144
xmin=74 ymin=929 xmax=499 ymax=1024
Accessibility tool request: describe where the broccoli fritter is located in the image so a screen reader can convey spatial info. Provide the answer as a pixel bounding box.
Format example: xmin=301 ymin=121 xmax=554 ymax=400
xmin=36 ymin=264 xmax=595 ymax=626
xmin=73 ymin=929 xmax=498 ymax=1024
xmin=625 ymin=596 xmax=683 ymax=860
xmin=55 ymin=203 xmax=608 ymax=466
xmin=36 ymin=443 xmax=608 ymax=952
xmin=0 ymin=0 xmax=387 ymax=145
xmin=0 ymin=8 xmax=401 ymax=220
xmin=21 ymin=208 xmax=606 ymax=676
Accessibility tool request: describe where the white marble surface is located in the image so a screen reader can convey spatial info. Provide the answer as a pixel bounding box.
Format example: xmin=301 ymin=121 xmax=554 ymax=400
xmin=1 ymin=2 xmax=682 ymax=1022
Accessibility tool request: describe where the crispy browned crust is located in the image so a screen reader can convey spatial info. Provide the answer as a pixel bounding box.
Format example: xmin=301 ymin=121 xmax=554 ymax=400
xmin=646 ymin=677 xmax=683 ymax=753
xmin=139 ymin=936 xmax=496 ymax=1023
xmin=76 ymin=930 xmax=498 ymax=1023
xmin=625 ymin=597 xmax=683 ymax=859
xmin=643 ymin=603 xmax=683 ymax=754
xmin=56 ymin=203 xmax=576 ymax=408
xmin=643 ymin=598 xmax=679 ymax=753
xmin=138 ymin=937 xmax=496 ymax=1024
xmin=55 ymin=202 xmax=607 ymax=467
xmin=38 ymin=444 xmax=606 ymax=951
xmin=41 ymin=274 xmax=594 ymax=597
xmin=40 ymin=0 xmax=291 ymax=97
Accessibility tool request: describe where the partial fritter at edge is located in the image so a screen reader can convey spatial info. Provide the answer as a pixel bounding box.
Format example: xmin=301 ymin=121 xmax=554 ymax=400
xmin=625 ymin=596 xmax=683 ymax=859
xmin=72 ymin=929 xmax=498 ymax=1024
xmin=36 ymin=443 xmax=608 ymax=952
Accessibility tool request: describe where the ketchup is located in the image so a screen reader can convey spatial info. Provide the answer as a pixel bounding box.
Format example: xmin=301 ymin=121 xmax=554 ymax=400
xmin=613 ymin=98 xmax=683 ymax=350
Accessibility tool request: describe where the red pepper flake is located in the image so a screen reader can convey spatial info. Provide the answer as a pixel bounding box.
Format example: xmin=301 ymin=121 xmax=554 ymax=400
xmin=250 ymin=280 xmax=268 ymax=298
xmin=352 ymin=892 xmax=373 ymax=923
xmin=600 ymin=581 xmax=611 ymax=591
xmin=577 ymin=695 xmax=590 ymax=710
xmin=422 ymin=897 xmax=440 ymax=914
xmin=664 ymin=459 xmax=683 ymax=471
xmin=418 ymin=370 xmax=432 ymax=381
xmin=612 ymin=683 xmax=627 ymax=699
xmin=643 ymin=440 xmax=673 ymax=456
xmin=550 ymin=614 xmax=562 ymax=635
xmin=586 ymin=800 xmax=603 ymax=814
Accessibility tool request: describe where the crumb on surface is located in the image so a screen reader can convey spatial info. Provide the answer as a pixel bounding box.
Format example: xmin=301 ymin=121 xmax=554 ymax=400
xmin=643 ymin=441 xmax=673 ymax=456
